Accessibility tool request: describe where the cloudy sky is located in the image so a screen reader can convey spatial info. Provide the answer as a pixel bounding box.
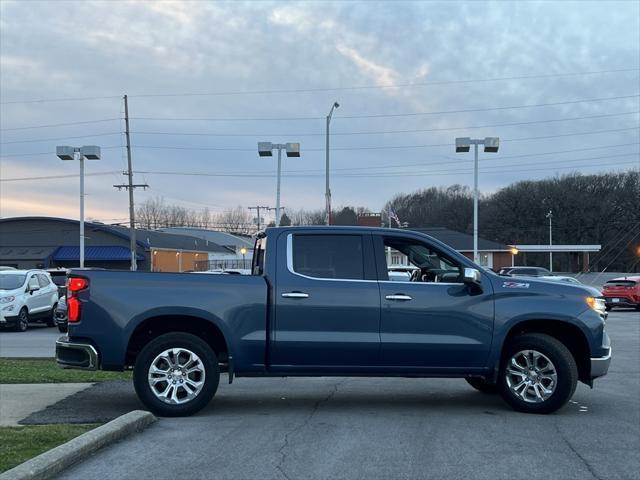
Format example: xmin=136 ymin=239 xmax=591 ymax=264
xmin=1 ymin=0 xmax=638 ymax=224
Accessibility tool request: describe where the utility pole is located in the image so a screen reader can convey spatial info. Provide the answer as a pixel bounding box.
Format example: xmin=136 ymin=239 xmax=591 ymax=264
xmin=114 ymin=94 xmax=148 ymax=271
xmin=248 ymin=206 xmax=275 ymax=231
xmin=546 ymin=209 xmax=553 ymax=272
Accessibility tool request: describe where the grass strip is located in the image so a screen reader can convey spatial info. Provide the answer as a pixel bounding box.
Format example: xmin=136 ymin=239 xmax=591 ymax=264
xmin=0 ymin=358 xmax=131 ymax=384
xmin=0 ymin=424 xmax=99 ymax=473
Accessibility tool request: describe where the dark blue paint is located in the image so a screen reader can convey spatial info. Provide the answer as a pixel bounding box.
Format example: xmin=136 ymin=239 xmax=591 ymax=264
xmin=65 ymin=226 xmax=610 ymax=383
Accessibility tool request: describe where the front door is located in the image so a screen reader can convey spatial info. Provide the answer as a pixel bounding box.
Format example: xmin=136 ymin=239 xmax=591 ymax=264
xmin=272 ymin=232 xmax=381 ymax=370
xmin=375 ymin=234 xmax=494 ymax=370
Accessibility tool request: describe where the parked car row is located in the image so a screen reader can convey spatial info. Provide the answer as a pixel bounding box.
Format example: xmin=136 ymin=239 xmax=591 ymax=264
xmin=0 ymin=269 xmax=60 ymax=331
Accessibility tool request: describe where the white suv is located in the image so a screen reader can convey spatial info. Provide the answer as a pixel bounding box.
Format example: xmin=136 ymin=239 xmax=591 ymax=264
xmin=0 ymin=270 xmax=59 ymax=332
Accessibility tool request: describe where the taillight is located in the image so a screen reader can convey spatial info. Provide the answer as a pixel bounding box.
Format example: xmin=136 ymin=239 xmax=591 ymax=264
xmin=68 ymin=277 xmax=89 ymax=293
xmin=67 ymin=296 xmax=80 ymax=322
xmin=67 ymin=277 xmax=88 ymax=323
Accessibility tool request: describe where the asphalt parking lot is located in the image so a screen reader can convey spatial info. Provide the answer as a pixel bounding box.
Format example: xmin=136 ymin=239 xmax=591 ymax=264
xmin=21 ymin=309 xmax=632 ymax=480
xmin=0 ymin=324 xmax=60 ymax=357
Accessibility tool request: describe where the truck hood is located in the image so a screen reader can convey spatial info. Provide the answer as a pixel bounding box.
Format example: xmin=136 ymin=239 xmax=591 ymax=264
xmin=492 ymin=275 xmax=601 ymax=298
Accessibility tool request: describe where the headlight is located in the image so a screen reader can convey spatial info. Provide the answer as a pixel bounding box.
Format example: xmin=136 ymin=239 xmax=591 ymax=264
xmin=586 ymin=296 xmax=606 ymax=315
xmin=0 ymin=296 xmax=15 ymax=304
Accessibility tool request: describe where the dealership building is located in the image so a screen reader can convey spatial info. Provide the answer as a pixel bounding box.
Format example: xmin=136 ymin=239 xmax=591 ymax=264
xmin=0 ymin=217 xmax=234 ymax=272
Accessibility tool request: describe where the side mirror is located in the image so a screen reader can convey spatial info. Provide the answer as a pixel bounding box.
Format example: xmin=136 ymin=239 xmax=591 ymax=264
xmin=463 ymin=268 xmax=482 ymax=286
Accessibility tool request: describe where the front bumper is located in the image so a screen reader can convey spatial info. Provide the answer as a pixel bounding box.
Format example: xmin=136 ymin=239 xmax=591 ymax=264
xmin=0 ymin=314 xmax=19 ymax=328
xmin=56 ymin=336 xmax=99 ymax=370
xmin=591 ymin=347 xmax=612 ymax=379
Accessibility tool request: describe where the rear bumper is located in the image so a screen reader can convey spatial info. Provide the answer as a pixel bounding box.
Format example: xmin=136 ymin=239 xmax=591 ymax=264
xmin=591 ymin=347 xmax=612 ymax=379
xmin=604 ymin=296 xmax=638 ymax=308
xmin=55 ymin=336 xmax=99 ymax=370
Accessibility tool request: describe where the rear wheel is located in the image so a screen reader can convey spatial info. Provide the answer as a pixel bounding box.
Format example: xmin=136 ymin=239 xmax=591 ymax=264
xmin=134 ymin=333 xmax=219 ymax=417
xmin=498 ymin=333 xmax=577 ymax=414
xmin=465 ymin=376 xmax=498 ymax=394
xmin=15 ymin=308 xmax=29 ymax=332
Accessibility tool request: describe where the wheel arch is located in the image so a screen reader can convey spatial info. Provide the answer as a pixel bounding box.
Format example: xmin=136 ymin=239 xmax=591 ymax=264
xmin=124 ymin=311 xmax=232 ymax=375
xmin=494 ymin=318 xmax=592 ymax=385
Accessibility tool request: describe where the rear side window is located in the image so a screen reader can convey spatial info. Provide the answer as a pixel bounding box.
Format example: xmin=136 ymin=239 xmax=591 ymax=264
xmin=292 ymin=234 xmax=364 ymax=280
xmin=37 ymin=274 xmax=51 ymax=287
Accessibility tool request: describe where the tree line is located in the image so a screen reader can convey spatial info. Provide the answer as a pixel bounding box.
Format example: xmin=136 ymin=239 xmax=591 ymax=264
xmin=134 ymin=171 xmax=639 ymax=272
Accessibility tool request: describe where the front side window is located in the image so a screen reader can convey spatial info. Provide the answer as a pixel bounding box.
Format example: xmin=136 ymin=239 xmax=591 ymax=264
xmin=382 ymin=236 xmax=462 ymax=283
xmin=292 ymin=234 xmax=364 ymax=280
xmin=37 ymin=274 xmax=51 ymax=287
xmin=27 ymin=275 xmax=40 ymax=289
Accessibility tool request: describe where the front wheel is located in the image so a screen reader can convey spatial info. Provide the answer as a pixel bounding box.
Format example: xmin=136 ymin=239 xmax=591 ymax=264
xmin=133 ymin=333 xmax=220 ymax=417
xmin=498 ymin=333 xmax=577 ymax=414
xmin=15 ymin=308 xmax=29 ymax=332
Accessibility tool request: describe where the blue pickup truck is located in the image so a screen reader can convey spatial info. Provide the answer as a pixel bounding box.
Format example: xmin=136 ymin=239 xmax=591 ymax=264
xmin=56 ymin=226 xmax=611 ymax=416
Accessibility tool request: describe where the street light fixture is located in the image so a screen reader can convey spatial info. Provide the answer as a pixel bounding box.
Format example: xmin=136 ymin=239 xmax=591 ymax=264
xmin=257 ymin=142 xmax=300 ymax=226
xmin=56 ymin=145 xmax=101 ymax=268
xmin=240 ymin=247 xmax=247 ymax=269
xmin=455 ymin=137 xmax=499 ymax=264
xmin=326 ymin=101 xmax=339 ymax=225
xmin=510 ymin=246 xmax=519 ymax=267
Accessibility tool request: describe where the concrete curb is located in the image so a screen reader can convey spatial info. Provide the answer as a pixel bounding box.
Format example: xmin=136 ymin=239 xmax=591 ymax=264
xmin=0 ymin=410 xmax=157 ymax=480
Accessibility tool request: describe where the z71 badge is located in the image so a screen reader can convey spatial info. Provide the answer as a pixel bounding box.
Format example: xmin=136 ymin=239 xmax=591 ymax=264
xmin=502 ymin=281 xmax=530 ymax=289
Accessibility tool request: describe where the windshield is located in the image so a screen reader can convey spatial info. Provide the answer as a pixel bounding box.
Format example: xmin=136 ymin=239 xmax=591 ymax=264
xmin=0 ymin=274 xmax=26 ymax=290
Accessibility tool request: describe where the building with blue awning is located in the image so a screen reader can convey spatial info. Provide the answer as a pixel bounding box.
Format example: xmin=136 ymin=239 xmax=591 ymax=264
xmin=0 ymin=217 xmax=234 ymax=271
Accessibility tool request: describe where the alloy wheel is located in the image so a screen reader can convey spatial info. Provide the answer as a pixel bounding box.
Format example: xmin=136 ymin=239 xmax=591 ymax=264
xmin=505 ymin=349 xmax=557 ymax=403
xmin=147 ymin=348 xmax=206 ymax=405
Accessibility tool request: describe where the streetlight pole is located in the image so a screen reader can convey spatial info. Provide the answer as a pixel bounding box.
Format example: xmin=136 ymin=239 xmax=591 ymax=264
xmin=56 ymin=145 xmax=101 ymax=269
xmin=258 ymin=142 xmax=300 ymax=227
xmin=455 ymin=137 xmax=499 ymax=264
xmin=546 ymin=210 xmax=553 ymax=272
xmin=276 ymin=146 xmax=282 ymax=227
xmin=79 ymin=152 xmax=85 ymax=268
xmin=325 ymin=102 xmax=339 ymax=225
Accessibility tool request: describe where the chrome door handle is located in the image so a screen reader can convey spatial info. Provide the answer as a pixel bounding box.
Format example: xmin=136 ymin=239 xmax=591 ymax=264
xmin=282 ymin=292 xmax=310 ymax=299
xmin=385 ymin=294 xmax=412 ymax=301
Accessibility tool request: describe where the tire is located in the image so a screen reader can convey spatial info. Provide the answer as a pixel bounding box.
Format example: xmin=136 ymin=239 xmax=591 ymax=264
xmin=605 ymin=306 xmax=612 ymax=312
xmin=58 ymin=324 xmax=67 ymax=333
xmin=465 ymin=376 xmax=498 ymax=394
xmin=15 ymin=308 xmax=29 ymax=332
xmin=133 ymin=333 xmax=219 ymax=417
xmin=46 ymin=304 xmax=57 ymax=327
xmin=498 ymin=333 xmax=578 ymax=414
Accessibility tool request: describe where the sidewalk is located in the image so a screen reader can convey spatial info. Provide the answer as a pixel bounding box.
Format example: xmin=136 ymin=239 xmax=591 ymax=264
xmin=0 ymin=383 xmax=92 ymax=426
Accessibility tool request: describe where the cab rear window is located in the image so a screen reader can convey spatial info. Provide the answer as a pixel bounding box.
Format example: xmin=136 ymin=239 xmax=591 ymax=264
xmin=605 ymin=280 xmax=637 ymax=287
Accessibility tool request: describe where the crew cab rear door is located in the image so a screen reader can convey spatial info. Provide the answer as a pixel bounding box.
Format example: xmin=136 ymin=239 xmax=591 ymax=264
xmin=374 ymin=233 xmax=494 ymax=370
xmin=271 ymin=231 xmax=380 ymax=370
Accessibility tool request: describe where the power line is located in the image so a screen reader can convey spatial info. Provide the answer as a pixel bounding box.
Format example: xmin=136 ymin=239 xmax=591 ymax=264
xmin=0 ymin=118 xmax=122 ymax=132
xmin=1 ymin=68 xmax=637 ymax=105
xmin=127 ymin=67 xmax=640 ymax=98
xmin=0 ymin=171 xmax=121 ymax=182
xmin=128 ymin=126 xmax=639 ymax=153
xmin=130 ymin=111 xmax=639 ymax=138
xmin=0 ymin=132 xmax=122 ymax=145
xmin=0 ymin=95 xmax=122 ymax=106
xmin=0 ymin=145 xmax=121 ymax=159
xmin=129 ymin=94 xmax=640 ymax=122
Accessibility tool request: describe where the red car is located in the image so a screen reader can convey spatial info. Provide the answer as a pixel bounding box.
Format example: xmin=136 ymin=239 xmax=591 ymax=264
xmin=602 ymin=276 xmax=640 ymax=311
